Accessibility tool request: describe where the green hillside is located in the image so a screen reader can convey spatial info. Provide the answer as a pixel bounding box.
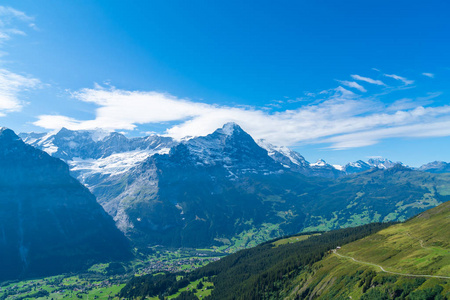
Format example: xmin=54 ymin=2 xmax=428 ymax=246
xmin=340 ymin=200 xmax=449 ymax=276
xmin=284 ymin=201 xmax=450 ymax=299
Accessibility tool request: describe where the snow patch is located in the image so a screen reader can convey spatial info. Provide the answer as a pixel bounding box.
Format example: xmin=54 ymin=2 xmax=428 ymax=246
xmin=43 ymin=144 xmax=58 ymax=155
xmin=70 ymin=150 xmax=150 ymax=177
xmin=333 ymin=164 xmax=344 ymax=171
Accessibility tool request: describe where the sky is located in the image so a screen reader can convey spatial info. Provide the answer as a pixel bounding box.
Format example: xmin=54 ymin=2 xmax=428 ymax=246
xmin=0 ymin=0 xmax=449 ymax=166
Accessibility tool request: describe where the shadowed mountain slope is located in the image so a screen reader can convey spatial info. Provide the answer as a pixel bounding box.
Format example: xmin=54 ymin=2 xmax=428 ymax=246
xmin=0 ymin=128 xmax=130 ymax=281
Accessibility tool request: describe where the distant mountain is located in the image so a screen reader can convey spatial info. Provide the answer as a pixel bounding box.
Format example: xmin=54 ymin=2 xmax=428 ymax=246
xmin=19 ymin=127 xmax=175 ymax=161
xmin=367 ymin=157 xmax=398 ymax=169
xmin=0 ymin=128 xmax=130 ymax=280
xmin=341 ymin=159 xmax=372 ymax=174
xmin=257 ymin=140 xmax=403 ymax=178
xmin=339 ymin=157 xmax=401 ymax=175
xmin=419 ymin=161 xmax=450 ymax=173
xmin=19 ymin=127 xmax=176 ymax=191
xmin=310 ymin=159 xmax=345 ymax=178
xmin=257 ymin=141 xmax=345 ymax=178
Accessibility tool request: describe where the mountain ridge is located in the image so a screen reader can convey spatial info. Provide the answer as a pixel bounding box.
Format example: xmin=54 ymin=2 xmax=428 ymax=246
xmin=20 ymin=124 xmax=445 ymax=179
xmin=17 ymin=124 xmax=450 ymax=249
xmin=0 ymin=128 xmax=130 ymax=281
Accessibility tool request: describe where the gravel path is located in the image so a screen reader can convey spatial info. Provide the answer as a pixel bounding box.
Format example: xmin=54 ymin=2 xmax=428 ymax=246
xmin=333 ymin=250 xmax=450 ymax=279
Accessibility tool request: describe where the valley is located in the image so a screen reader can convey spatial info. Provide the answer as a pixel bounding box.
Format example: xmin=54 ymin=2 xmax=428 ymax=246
xmin=1 ymin=202 xmax=449 ymax=299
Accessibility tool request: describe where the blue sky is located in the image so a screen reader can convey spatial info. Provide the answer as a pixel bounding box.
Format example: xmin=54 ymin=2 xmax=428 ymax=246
xmin=0 ymin=1 xmax=449 ymax=166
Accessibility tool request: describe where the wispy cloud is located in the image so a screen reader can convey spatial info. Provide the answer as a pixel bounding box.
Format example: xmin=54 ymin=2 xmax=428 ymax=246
xmin=0 ymin=7 xmax=41 ymax=117
xmin=422 ymin=72 xmax=434 ymax=78
xmin=351 ymin=74 xmax=386 ymax=86
xmin=33 ymin=81 xmax=450 ymax=150
xmin=0 ymin=68 xmax=40 ymax=116
xmin=324 ymin=115 xmax=450 ymax=150
xmin=336 ymin=80 xmax=367 ymax=92
xmin=384 ymin=74 xmax=414 ymax=85
xmin=0 ymin=6 xmax=34 ymax=42
xmin=0 ymin=6 xmax=33 ymax=22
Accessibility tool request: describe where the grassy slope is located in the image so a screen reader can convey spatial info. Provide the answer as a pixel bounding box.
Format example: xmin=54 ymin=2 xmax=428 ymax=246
xmin=285 ymin=201 xmax=450 ymax=299
xmin=341 ymin=201 xmax=450 ymax=276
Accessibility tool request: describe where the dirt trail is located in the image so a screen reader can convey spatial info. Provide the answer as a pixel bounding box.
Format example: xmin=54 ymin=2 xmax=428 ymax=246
xmin=405 ymin=232 xmax=429 ymax=250
xmin=332 ymin=250 xmax=450 ymax=279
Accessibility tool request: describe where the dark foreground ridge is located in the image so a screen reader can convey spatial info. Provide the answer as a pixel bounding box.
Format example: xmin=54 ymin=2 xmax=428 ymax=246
xmin=0 ymin=128 xmax=131 ymax=281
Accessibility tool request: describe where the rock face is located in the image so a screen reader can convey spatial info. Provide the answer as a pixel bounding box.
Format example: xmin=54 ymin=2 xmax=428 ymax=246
xmin=0 ymin=128 xmax=130 ymax=281
xmin=93 ymin=123 xmax=306 ymax=247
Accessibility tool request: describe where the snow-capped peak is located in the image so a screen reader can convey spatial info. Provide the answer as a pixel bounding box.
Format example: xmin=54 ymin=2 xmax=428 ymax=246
xmin=367 ymin=157 xmax=396 ymax=169
xmin=219 ymin=122 xmax=243 ymax=136
xmin=310 ymin=159 xmax=328 ymax=167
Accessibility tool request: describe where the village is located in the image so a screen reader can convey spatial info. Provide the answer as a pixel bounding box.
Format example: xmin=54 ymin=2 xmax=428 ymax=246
xmin=0 ymin=251 xmax=222 ymax=300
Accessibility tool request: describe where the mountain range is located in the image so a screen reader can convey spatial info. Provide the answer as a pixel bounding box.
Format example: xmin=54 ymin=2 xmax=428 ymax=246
xmin=17 ymin=123 xmax=450 ymax=248
xmin=20 ymin=123 xmax=443 ymax=182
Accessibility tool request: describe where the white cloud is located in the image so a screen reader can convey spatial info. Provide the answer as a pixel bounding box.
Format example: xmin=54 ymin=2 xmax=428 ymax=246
xmin=0 ymin=68 xmax=40 ymax=115
xmin=422 ymin=73 xmax=434 ymax=78
xmin=384 ymin=74 xmax=414 ymax=85
xmin=33 ymin=115 xmax=82 ymax=129
xmin=0 ymin=6 xmax=33 ymax=42
xmin=324 ymin=117 xmax=450 ymax=150
xmin=351 ymin=74 xmax=386 ymax=86
xmin=33 ymin=84 xmax=450 ymax=150
xmin=0 ymin=6 xmax=33 ymax=22
xmin=0 ymin=7 xmax=41 ymax=116
xmin=337 ymin=80 xmax=367 ymax=92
